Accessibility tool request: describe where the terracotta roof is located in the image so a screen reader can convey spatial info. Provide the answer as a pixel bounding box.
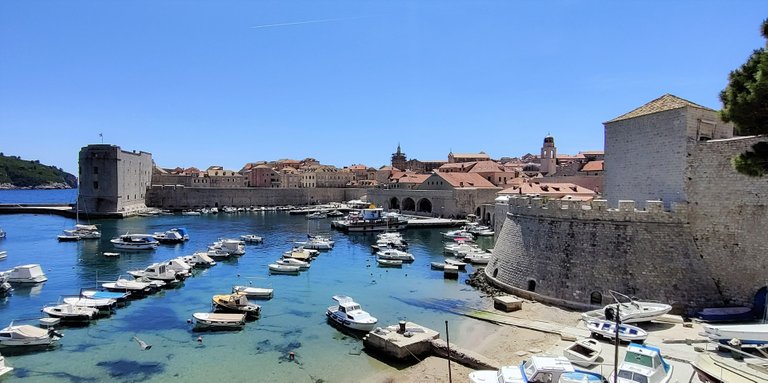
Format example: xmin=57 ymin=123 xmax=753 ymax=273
xmin=435 ymin=173 xmax=497 ymax=188
xmin=379 ymin=166 xmax=396 ymax=171
xmin=467 ymin=161 xmax=504 ymax=173
xmin=450 ymin=152 xmax=490 ymax=159
xmin=499 ymin=181 xmax=596 ymax=197
xmin=606 ymin=94 xmax=715 ymax=123
xmin=439 ymin=162 xmax=476 ymax=170
xmin=580 ymin=160 xmax=604 ymax=172
xmin=579 ymin=150 xmax=604 ymax=155
xmin=348 ymin=165 xmax=367 ymax=170
xmin=398 ymin=174 xmax=430 ymax=184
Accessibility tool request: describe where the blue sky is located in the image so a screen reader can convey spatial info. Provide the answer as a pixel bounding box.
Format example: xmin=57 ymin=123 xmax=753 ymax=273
xmin=1 ymin=1 xmax=766 ymax=174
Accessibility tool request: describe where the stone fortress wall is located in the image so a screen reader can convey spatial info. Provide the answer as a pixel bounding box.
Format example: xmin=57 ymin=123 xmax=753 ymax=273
xmin=146 ymin=185 xmax=367 ymax=209
xmin=488 ymin=135 xmax=768 ymax=313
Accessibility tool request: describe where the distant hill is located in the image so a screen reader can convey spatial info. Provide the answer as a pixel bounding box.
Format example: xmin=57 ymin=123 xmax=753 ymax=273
xmin=0 ymin=153 xmax=77 ymax=189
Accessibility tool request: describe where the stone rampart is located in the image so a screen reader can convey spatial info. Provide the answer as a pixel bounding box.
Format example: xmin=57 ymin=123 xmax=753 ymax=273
xmin=145 ymin=186 xmax=367 ymax=209
xmin=486 ymin=196 xmax=723 ymax=313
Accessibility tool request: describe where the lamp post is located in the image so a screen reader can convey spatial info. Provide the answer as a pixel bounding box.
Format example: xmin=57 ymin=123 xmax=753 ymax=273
xmin=609 ymin=291 xmax=621 ymax=382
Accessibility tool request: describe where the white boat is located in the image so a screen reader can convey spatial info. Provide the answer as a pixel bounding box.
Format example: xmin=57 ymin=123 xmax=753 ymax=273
xmin=701 ymin=323 xmax=768 ymax=345
xmin=377 ymin=258 xmax=403 ymax=267
xmin=268 ymin=263 xmax=300 ymax=274
xmin=327 ymin=210 xmax=344 ymax=217
xmin=464 ymin=253 xmax=491 ymax=264
xmin=611 ymin=343 xmax=673 ymax=383
xmin=70 ymin=224 xmax=101 ymax=239
xmin=0 ymin=352 xmax=13 ymax=377
xmin=443 ymin=264 xmax=459 ymax=278
xmin=581 ymin=293 xmax=672 ymax=324
xmin=80 ymin=290 xmax=130 ymax=303
xmin=0 ymin=323 xmax=62 ymax=347
xmin=442 ymin=229 xmax=475 ymax=241
xmin=212 ymin=293 xmax=261 ymax=318
xmin=0 ymin=273 xmax=11 ymax=296
xmin=204 ymin=249 xmax=231 ymax=259
xmin=5 ymin=264 xmax=47 ymax=283
xmin=563 ymin=338 xmax=602 ymax=367
xmin=152 ymin=230 xmax=185 ymax=244
xmin=326 ymin=295 xmax=378 ymax=332
xmin=586 ymin=319 xmax=648 ymax=342
xmin=103 ymin=252 xmax=119 ymax=257
xmin=444 ymin=258 xmax=467 ymax=269
xmin=332 ymin=208 xmax=408 ymax=232
xmin=444 ymin=242 xmax=480 ymax=256
xmin=470 ymin=356 xmax=606 ymax=383
xmin=181 ymin=210 xmax=201 ymax=216
xmin=110 ymin=234 xmax=159 ymax=250
xmin=192 ymin=312 xmax=246 ymax=330
xmin=183 ymin=252 xmax=217 ymax=268
xmin=63 ymin=296 xmax=116 ymax=311
xmin=275 ymin=258 xmax=310 ymax=270
xmin=42 ymin=303 xmax=99 ymax=321
xmin=240 ymin=234 xmax=263 ymax=243
xmin=0 ymin=251 xmax=6 ymax=260
xmin=162 ymin=258 xmax=192 ymax=278
xmin=0 ymin=229 xmax=4 ymax=239
xmin=294 ymin=238 xmax=334 ymax=250
xmin=127 ymin=263 xmax=182 ymax=282
xmin=376 ymin=249 xmax=415 ymax=262
xmin=56 ymin=231 xmax=81 ymax=241
xmin=691 ymin=350 xmax=768 ymax=383
xmin=431 ymin=262 xmax=446 ymax=270
xmin=101 ymin=276 xmax=156 ymax=296
xmin=209 ymin=239 xmax=245 ymax=255
xmin=306 ymin=212 xmax=327 ymax=219
xmin=232 ymin=285 xmax=273 ymax=299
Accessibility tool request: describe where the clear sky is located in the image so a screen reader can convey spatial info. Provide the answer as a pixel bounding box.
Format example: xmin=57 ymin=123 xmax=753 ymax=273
xmin=1 ymin=1 xmax=766 ymax=174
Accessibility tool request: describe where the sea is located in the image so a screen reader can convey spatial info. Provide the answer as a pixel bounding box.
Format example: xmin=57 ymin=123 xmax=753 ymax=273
xmin=0 ymin=189 xmax=495 ymax=382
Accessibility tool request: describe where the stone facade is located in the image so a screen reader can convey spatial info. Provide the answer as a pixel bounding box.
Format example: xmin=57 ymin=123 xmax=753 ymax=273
xmin=146 ymin=186 xmax=367 ymax=209
xmin=367 ymin=188 xmax=500 ymax=218
xmin=78 ymin=144 xmax=152 ymax=215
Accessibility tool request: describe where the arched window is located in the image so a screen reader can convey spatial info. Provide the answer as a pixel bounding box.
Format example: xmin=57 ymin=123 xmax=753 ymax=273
xmin=527 ymin=279 xmax=536 ymax=292
xmin=590 ymin=291 xmax=603 ymax=305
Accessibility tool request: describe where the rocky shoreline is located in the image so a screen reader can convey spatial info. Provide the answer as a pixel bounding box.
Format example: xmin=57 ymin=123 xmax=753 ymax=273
xmin=0 ymin=182 xmax=74 ymax=190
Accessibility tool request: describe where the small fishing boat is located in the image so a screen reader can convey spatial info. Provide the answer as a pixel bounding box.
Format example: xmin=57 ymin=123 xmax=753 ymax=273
xmin=444 ymin=258 xmax=467 ymax=270
xmin=306 ymin=212 xmax=327 ymax=219
xmin=57 ymin=232 xmax=81 ymax=241
xmin=275 ymin=258 xmax=310 ymax=270
xmin=80 ymin=290 xmax=130 ymax=304
xmin=464 ymin=252 xmax=491 ymax=264
xmin=212 ymin=293 xmax=261 ymax=318
xmin=430 ymin=262 xmax=446 ymax=270
xmin=103 ymin=252 xmax=120 ymax=257
xmin=697 ymin=306 xmax=754 ymax=322
xmin=42 ymin=303 xmax=99 ymax=321
xmin=62 ymin=296 xmax=116 ymax=312
xmin=581 ymin=292 xmax=672 ymax=324
xmin=587 ymin=319 xmax=647 ymax=342
xmin=691 ymin=350 xmax=768 ymax=383
xmin=563 ymin=338 xmax=602 ymax=367
xmin=101 ymin=276 xmax=156 ymax=297
xmin=183 ymin=252 xmax=217 ymax=268
xmin=294 ymin=238 xmax=334 ymax=250
xmin=0 ymin=251 xmax=6 ymax=260
xmin=193 ymin=312 xmax=246 ymax=330
xmin=5 ymin=264 xmax=47 ymax=283
xmin=232 ymin=285 xmax=273 ymax=299
xmin=443 ymin=264 xmax=459 ymax=278
xmin=208 ymin=239 xmax=246 ymax=256
xmin=128 ymin=263 xmax=182 ymax=282
xmin=0 ymin=352 xmax=13 ymax=377
xmin=268 ymin=263 xmax=300 ymax=275
xmin=110 ymin=234 xmax=159 ymax=250
xmin=152 ymin=230 xmax=185 ymax=244
xmin=611 ymin=343 xmax=673 ymax=383
xmin=470 ymin=356 xmax=606 ymax=383
xmin=326 ymin=295 xmax=378 ymax=332
xmin=376 ymin=249 xmax=414 ymax=262
xmin=282 ymin=247 xmax=318 ymax=261
xmin=0 ymin=322 xmax=62 ymax=347
xmin=701 ymin=323 xmax=768 ymax=345
xmin=377 ymin=258 xmax=403 ymax=267
xmin=240 ymin=234 xmax=263 ymax=243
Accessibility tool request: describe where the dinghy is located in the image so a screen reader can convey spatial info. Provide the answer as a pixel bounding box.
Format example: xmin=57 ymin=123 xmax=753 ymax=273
xmin=193 ymin=312 xmax=246 ymax=330
xmin=563 ymin=338 xmax=602 ymax=367
xmin=232 ymin=285 xmax=273 ymax=299
xmin=377 ymin=258 xmax=402 ymax=267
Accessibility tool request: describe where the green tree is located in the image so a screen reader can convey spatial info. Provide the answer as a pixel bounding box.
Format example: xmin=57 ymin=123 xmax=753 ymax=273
xmin=720 ymin=19 xmax=768 ymax=176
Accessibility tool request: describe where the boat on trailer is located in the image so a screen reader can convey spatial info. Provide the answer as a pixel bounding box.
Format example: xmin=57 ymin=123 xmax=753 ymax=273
xmin=586 ymin=319 xmax=648 ymax=342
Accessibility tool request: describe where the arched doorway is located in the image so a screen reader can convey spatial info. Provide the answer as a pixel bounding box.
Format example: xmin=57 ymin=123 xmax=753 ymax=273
xmin=485 ymin=212 xmax=491 ymax=223
xmin=475 ymin=207 xmax=481 ymax=216
xmin=754 ymin=287 xmax=767 ymax=320
xmin=389 ymin=197 xmax=400 ymax=210
xmin=527 ymin=279 xmax=536 ymax=292
xmin=590 ymin=291 xmax=603 ymax=305
xmin=402 ymin=197 xmax=415 ymax=211
xmin=417 ymin=198 xmax=432 ymax=213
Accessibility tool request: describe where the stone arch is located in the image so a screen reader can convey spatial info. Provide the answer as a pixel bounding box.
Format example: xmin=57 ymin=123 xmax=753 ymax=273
xmin=754 ymin=287 xmax=767 ymax=320
xmin=402 ymin=197 xmax=415 ymax=211
xmin=590 ymin=291 xmax=603 ymax=305
xmin=527 ymin=279 xmax=537 ymax=292
xmin=417 ymin=198 xmax=432 ymax=213
xmin=389 ymin=197 xmax=400 ymax=210
xmin=485 ymin=212 xmax=491 ymax=223
xmin=475 ymin=207 xmax=481 ymax=216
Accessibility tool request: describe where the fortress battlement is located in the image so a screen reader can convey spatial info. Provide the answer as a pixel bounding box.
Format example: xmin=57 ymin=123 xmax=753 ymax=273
xmin=500 ymin=196 xmax=688 ymax=224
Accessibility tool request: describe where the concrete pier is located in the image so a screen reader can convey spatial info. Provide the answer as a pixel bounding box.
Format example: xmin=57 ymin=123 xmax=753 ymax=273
xmin=363 ymin=322 xmax=439 ymax=360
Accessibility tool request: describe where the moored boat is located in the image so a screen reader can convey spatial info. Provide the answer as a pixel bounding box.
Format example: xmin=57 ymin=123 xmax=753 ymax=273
xmin=62 ymin=296 xmax=116 ymax=312
xmin=0 ymin=322 xmax=62 ymax=348
xmin=193 ymin=312 xmax=246 ymax=330
xmin=376 ymin=249 xmax=414 ymax=262
xmin=232 ymin=285 xmax=273 ymax=299
xmin=377 ymin=258 xmax=403 ymax=267
xmin=276 ymin=258 xmax=310 ymax=270
xmin=563 ymin=338 xmax=602 ymax=367
xmin=240 ymin=234 xmax=263 ymax=243
xmin=610 ymin=343 xmax=673 ymax=383
xmin=5 ymin=264 xmax=47 ymax=283
xmin=212 ymin=293 xmax=261 ymax=318
xmin=444 ymin=258 xmax=467 ymax=270
xmin=586 ymin=319 xmax=648 ymax=342
xmin=326 ymin=295 xmax=377 ymax=332
xmin=42 ymin=303 xmax=99 ymax=321
xmin=110 ymin=234 xmax=159 ymax=250
xmin=581 ymin=292 xmax=672 ymax=324
xmin=183 ymin=252 xmax=217 ymax=268
xmin=268 ymin=263 xmax=300 ymax=275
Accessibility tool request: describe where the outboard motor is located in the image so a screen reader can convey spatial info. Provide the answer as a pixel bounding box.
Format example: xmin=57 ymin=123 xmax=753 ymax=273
xmin=604 ymin=307 xmax=616 ymax=322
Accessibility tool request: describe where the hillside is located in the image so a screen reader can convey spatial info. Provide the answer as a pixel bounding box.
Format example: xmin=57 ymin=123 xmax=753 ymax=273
xmin=0 ymin=153 xmax=77 ymax=189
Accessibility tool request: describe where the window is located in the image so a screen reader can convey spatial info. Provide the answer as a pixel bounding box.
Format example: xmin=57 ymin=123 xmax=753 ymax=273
xmin=590 ymin=291 xmax=603 ymax=305
xmin=93 ymin=181 xmax=99 ymax=190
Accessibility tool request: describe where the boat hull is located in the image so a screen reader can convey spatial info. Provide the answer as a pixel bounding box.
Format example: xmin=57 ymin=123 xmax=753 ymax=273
xmin=326 ymin=310 xmax=376 ymax=332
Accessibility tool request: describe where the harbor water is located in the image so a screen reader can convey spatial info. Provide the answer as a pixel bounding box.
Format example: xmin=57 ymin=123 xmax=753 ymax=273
xmin=0 ymin=190 xmax=494 ymax=382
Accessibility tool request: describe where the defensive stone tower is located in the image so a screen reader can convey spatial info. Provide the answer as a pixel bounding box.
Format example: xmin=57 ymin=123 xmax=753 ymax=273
xmin=78 ymin=144 xmax=153 ymax=216
xmin=539 ymin=135 xmax=557 ymax=175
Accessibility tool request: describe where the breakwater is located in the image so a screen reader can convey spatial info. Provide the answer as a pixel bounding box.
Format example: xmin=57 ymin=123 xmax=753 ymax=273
xmin=145 ymin=186 xmax=367 ymax=209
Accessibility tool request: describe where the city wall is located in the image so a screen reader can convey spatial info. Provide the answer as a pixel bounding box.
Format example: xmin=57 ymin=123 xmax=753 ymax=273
xmin=367 ymin=188 xmax=499 ymax=218
xmin=487 ymin=136 xmax=768 ymax=312
xmin=145 ymin=186 xmax=367 ymax=209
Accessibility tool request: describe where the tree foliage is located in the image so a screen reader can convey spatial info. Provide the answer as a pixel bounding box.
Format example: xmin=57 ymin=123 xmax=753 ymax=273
xmin=720 ymin=19 xmax=768 ymax=176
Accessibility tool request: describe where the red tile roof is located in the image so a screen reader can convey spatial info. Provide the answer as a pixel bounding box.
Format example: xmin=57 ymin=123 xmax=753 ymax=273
xmin=606 ymin=94 xmax=714 ymax=123
xmin=499 ymin=181 xmax=596 ymax=198
xmin=435 ymin=173 xmax=497 ymax=188
xmin=398 ymin=174 xmax=430 ymax=184
xmin=467 ymin=161 xmax=504 ymax=173
xmin=580 ymin=160 xmax=604 ymax=172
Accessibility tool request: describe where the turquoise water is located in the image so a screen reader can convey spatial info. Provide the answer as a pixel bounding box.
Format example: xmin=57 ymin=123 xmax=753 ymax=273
xmin=0 ymin=193 xmax=493 ymax=382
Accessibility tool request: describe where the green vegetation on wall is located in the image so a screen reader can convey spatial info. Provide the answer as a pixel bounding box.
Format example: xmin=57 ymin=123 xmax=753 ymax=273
xmin=0 ymin=153 xmax=77 ymax=188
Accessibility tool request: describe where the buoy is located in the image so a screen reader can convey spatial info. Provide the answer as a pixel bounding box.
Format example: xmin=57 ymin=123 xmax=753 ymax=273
xmin=288 ymin=351 xmax=295 ymax=360
xmin=197 ymin=336 xmax=203 ymax=343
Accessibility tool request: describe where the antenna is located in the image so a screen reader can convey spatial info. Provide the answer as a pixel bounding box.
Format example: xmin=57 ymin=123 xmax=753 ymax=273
xmin=99 ymin=133 xmax=104 ymax=144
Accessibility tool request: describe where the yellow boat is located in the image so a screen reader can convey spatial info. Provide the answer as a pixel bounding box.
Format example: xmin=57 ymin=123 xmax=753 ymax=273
xmin=212 ymin=293 xmax=261 ymax=318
